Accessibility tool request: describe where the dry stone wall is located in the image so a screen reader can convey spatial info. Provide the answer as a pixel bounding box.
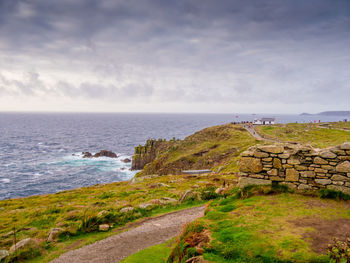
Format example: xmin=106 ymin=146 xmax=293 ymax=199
xmin=238 ymin=142 xmax=350 ymax=194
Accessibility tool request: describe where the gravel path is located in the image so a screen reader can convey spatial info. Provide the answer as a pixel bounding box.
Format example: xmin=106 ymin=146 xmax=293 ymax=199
xmin=243 ymin=125 xmax=279 ymax=142
xmin=51 ymin=206 xmax=205 ymax=263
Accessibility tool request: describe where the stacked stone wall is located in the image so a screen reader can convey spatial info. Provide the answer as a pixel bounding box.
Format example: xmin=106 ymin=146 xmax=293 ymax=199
xmin=238 ymin=142 xmax=350 ymax=194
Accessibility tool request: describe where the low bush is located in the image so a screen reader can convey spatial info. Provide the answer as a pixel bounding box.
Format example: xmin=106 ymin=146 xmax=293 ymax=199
xmin=319 ymin=189 xmax=350 ymax=201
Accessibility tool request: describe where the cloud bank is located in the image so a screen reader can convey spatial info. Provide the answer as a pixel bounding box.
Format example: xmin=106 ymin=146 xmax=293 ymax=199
xmin=0 ymin=0 xmax=349 ymax=113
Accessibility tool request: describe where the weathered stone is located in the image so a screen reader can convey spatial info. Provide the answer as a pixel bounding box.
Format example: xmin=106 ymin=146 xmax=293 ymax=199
xmin=139 ymin=203 xmax=153 ymax=209
xmin=10 ymin=238 xmax=36 ymax=253
xmin=340 ymin=142 xmax=350 ymax=150
xmin=282 ymin=159 xmax=286 ymax=164
xmin=159 ymin=197 xmax=178 ymax=204
xmin=331 ymin=174 xmax=350 ymax=182
xmin=338 ymin=156 xmax=350 ymax=161
xmin=327 ymin=185 xmax=350 ymax=194
xmin=278 ymin=153 xmax=290 ymax=159
xmin=332 ymin=181 xmax=344 ymax=185
xmin=270 ymin=176 xmax=283 ymax=181
xmin=320 ymin=151 xmax=337 ymax=159
xmin=283 ymin=164 xmax=293 ymax=169
xmin=315 ymin=179 xmax=332 ymax=185
xmin=239 ymin=157 xmax=263 ymax=173
xmin=250 ymin=174 xmax=265 ymax=179
xmin=314 ymin=157 xmax=328 ymax=165
xmin=264 ymin=164 xmax=273 ymax=168
xmin=336 ymin=161 xmax=350 ymax=173
xmin=315 ymin=168 xmax=328 ymax=173
xmin=330 ymin=148 xmax=346 ymax=155
xmin=47 ymin=228 xmax=63 ymax=242
xmin=287 ymin=157 xmax=300 ymax=165
xmin=258 ymin=145 xmax=284 ymax=154
xmin=295 ymin=165 xmax=307 ymax=171
xmin=0 ymin=250 xmax=9 ymax=261
xmin=298 ymin=184 xmax=312 ymax=190
xmin=157 ymin=183 xmax=170 ymax=187
xmin=308 ymin=167 xmax=315 ymax=171
xmin=120 ymin=206 xmax=134 ymax=213
xmin=99 ymin=224 xmax=110 ymax=231
xmin=300 ymin=171 xmax=315 ymax=178
xmin=215 ymin=187 xmax=225 ymax=195
xmin=241 ymin=150 xmax=254 ymax=157
xmin=97 ymin=210 xmax=108 ymax=218
xmin=320 ymin=165 xmax=334 ymax=171
xmin=254 ymin=151 xmax=269 ymax=158
xmin=267 ymin=169 xmax=278 ymax=176
xmin=273 ymin=158 xmax=282 ymax=169
xmin=262 ymin=157 xmax=273 ymax=162
xmin=238 ymin=177 xmax=271 ymax=188
xmin=286 ymin=168 xmax=299 ymax=182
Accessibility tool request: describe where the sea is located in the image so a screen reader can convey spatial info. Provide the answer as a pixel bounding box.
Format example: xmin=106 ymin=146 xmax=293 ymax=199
xmin=0 ymin=112 xmax=349 ymax=200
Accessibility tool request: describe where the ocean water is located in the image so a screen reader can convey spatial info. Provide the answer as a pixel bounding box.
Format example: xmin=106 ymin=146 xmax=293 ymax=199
xmin=0 ymin=112 xmax=348 ymax=200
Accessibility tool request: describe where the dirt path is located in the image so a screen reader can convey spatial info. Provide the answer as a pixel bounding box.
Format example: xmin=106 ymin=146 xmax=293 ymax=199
xmin=51 ymin=206 xmax=205 ymax=263
xmin=243 ymin=125 xmax=279 ymax=142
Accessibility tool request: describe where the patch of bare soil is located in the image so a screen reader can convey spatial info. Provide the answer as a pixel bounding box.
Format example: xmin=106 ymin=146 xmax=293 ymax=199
xmin=303 ymin=200 xmax=333 ymax=208
xmin=291 ymin=217 xmax=350 ymax=253
xmin=50 ymin=206 xmax=205 ymax=263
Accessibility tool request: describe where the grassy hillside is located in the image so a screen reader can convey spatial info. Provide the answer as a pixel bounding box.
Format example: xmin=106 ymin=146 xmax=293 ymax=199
xmin=137 ymin=124 xmax=258 ymax=176
xmin=255 ymin=123 xmax=350 ymax=148
xmin=168 ymin=186 xmax=350 ymax=263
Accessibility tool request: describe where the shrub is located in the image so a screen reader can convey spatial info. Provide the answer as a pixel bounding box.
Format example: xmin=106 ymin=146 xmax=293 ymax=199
xmin=328 ymin=238 xmax=350 ymax=263
xmin=319 ymin=189 xmax=350 ymax=201
xmin=200 ymin=187 xmax=219 ymax=200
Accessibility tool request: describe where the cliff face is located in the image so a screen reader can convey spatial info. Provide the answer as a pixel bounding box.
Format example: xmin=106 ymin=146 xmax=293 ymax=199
xmin=131 ymin=139 xmax=170 ymax=170
xmin=133 ymin=124 xmax=258 ymax=176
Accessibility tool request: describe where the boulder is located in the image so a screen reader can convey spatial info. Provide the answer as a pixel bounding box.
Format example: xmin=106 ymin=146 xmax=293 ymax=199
xmin=298 ymin=184 xmax=312 ymax=190
xmin=340 ymin=142 xmax=350 ymax=150
xmin=97 ymin=210 xmax=109 ymax=218
xmin=9 ymin=238 xmax=36 ymax=253
xmin=122 ymin=158 xmax=131 ymax=163
xmin=120 ymin=207 xmax=134 ymax=213
xmin=238 ymin=177 xmax=271 ymax=188
xmin=47 ymin=228 xmax=63 ymax=242
xmin=159 ymin=197 xmax=178 ymax=204
xmin=286 ymin=168 xmax=299 ymax=182
xmin=336 ymin=161 xmax=350 ymax=173
xmin=258 ymin=145 xmax=284 ymax=154
xmin=82 ymin=152 xmax=92 ymax=158
xmin=0 ymin=250 xmax=9 ymax=261
xmin=99 ymin=224 xmax=110 ymax=231
xmin=239 ymin=157 xmax=263 ymax=173
xmin=254 ymin=151 xmax=269 ymax=158
xmin=138 ymin=203 xmax=153 ymax=209
xmin=179 ymin=190 xmax=194 ymax=203
xmin=93 ymin=150 xmax=117 ymax=158
xmin=157 ymin=183 xmax=170 ymax=188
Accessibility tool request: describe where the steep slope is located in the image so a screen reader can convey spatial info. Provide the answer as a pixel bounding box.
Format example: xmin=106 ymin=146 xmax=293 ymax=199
xmin=134 ymin=124 xmax=258 ymax=176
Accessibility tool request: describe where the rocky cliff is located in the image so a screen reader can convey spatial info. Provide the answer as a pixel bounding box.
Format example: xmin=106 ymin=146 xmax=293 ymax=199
xmin=131 ymin=139 xmax=170 ymax=170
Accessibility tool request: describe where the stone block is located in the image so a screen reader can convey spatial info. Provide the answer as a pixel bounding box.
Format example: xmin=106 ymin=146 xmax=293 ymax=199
xmin=315 ymin=179 xmax=331 ymax=185
xmin=258 ymin=145 xmax=284 ymax=154
xmin=340 ymin=142 xmax=350 ymax=150
xmin=278 ymin=153 xmax=290 ymax=159
xmin=331 ymin=174 xmax=350 ymax=182
xmin=262 ymin=157 xmax=272 ymax=162
xmin=238 ymin=177 xmax=271 ymax=188
xmin=338 ymin=156 xmax=350 ymax=161
xmin=281 ymin=182 xmax=297 ymax=189
xmin=332 ymin=181 xmax=344 ymax=185
xmin=295 ymin=165 xmax=307 ymax=171
xmin=320 ymin=151 xmax=337 ymax=159
xmin=286 ymin=168 xmax=299 ymax=181
xmin=254 ymin=151 xmax=269 ymax=158
xmin=267 ymin=169 xmax=278 ymax=176
xmin=336 ymin=161 xmax=350 ymax=173
xmin=315 ymin=168 xmax=327 ymax=173
xmin=298 ymin=184 xmax=312 ymax=190
xmin=314 ymin=157 xmax=328 ymax=164
xmin=327 ymin=184 xmax=350 ymax=194
xmin=273 ymin=158 xmax=282 ymax=169
xmin=240 ymin=157 xmax=263 ymax=173
xmin=241 ymin=150 xmax=254 ymax=157
xmin=287 ymin=157 xmax=300 ymax=165
xmin=300 ymin=171 xmax=315 ymax=178
xmin=270 ymin=176 xmax=284 ymax=181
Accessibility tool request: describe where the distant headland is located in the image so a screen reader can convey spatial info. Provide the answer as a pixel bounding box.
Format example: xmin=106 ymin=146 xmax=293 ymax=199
xmin=300 ymin=111 xmax=350 ymax=116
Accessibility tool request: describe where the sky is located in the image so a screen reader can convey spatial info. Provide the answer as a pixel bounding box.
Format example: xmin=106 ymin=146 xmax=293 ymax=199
xmin=0 ymin=0 xmax=349 ymax=114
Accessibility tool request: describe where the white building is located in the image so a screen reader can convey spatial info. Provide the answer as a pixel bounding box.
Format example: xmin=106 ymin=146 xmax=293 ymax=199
xmin=253 ymin=117 xmax=275 ymax=125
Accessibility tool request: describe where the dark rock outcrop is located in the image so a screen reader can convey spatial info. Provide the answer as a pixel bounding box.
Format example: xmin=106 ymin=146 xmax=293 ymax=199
xmin=122 ymin=158 xmax=131 ymax=163
xmin=82 ymin=150 xmax=117 ymax=158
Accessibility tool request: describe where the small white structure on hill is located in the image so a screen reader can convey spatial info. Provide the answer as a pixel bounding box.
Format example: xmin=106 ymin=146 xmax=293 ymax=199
xmin=253 ymin=117 xmax=275 ymax=125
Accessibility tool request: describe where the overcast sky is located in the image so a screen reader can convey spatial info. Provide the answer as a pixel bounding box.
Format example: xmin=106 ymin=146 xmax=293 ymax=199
xmin=0 ymin=0 xmax=349 ymax=113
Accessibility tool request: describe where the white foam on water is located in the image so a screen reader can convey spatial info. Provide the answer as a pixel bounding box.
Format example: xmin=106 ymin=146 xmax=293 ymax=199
xmin=1 ymin=178 xmax=10 ymax=183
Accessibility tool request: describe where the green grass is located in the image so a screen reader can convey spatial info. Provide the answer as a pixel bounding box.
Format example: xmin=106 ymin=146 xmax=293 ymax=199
xmin=255 ymin=122 xmax=350 ymax=148
xmin=169 ymin=186 xmax=350 ymax=263
xmin=138 ymin=124 xmax=259 ymax=176
xmin=120 ymin=239 xmax=174 ymax=263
